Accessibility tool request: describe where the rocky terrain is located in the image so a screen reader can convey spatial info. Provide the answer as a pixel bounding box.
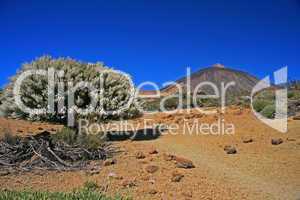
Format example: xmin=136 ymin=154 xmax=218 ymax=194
xmin=0 ymin=107 xmax=299 ymax=200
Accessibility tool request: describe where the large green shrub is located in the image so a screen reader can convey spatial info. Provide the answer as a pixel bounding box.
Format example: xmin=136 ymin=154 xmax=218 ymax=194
xmin=0 ymin=56 xmax=140 ymax=123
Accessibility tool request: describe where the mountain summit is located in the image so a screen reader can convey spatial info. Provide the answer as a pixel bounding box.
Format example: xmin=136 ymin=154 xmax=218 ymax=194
xmin=211 ymin=63 xmax=225 ymax=68
xmin=162 ymin=64 xmax=259 ymax=97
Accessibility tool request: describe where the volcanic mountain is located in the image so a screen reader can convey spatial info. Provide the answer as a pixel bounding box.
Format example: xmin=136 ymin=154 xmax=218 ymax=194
xmin=160 ymin=64 xmax=259 ymax=97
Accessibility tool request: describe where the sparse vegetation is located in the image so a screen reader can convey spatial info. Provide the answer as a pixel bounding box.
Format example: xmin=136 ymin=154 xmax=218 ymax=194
xmin=251 ymin=84 xmax=300 ymax=119
xmin=288 ymin=91 xmax=295 ymax=99
xmin=142 ymin=99 xmax=161 ymax=112
xmin=77 ymin=133 xmax=107 ymax=150
xmin=142 ymin=92 xmax=220 ymax=112
xmin=51 ymin=127 xmax=78 ymax=145
xmin=252 ymin=99 xmax=274 ymax=113
xmin=51 ymin=127 xmax=107 ymax=150
xmin=288 ymin=90 xmax=300 ymax=100
xmin=0 ymin=182 xmax=128 ymax=200
xmin=261 ymin=104 xmax=276 ymax=119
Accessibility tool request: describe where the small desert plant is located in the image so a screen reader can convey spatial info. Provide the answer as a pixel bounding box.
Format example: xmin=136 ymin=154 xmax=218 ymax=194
xmin=252 ymin=99 xmax=274 ymax=112
xmin=77 ymin=133 xmax=106 ymax=150
xmin=255 ymin=90 xmax=275 ymax=100
xmin=142 ymin=99 xmax=161 ymax=112
xmin=288 ymin=90 xmax=300 ymax=100
xmin=51 ymin=127 xmax=78 ymax=145
xmin=83 ymin=181 xmax=99 ymax=191
xmin=261 ymin=104 xmax=276 ymax=119
xmin=288 ymin=91 xmax=295 ymax=99
xmin=163 ymin=97 xmax=180 ymax=110
xmin=200 ymin=98 xmax=220 ymax=107
xmin=51 ymin=127 xmax=106 ymax=150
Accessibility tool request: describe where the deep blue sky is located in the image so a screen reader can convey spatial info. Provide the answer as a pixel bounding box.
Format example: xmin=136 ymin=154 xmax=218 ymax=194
xmin=0 ymin=0 xmax=299 ymax=88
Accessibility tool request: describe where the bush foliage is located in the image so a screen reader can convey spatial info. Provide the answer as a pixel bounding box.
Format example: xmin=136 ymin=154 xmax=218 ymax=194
xmin=0 ymin=56 xmax=140 ymax=124
xmin=261 ymin=104 xmax=276 ymax=119
xmin=252 ymin=99 xmax=274 ymax=112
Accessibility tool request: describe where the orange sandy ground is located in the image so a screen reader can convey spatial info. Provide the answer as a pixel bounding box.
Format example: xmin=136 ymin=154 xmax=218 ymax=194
xmin=0 ymin=107 xmax=299 ymax=200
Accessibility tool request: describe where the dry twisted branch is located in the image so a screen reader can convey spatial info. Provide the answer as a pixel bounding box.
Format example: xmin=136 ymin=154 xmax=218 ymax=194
xmin=0 ymin=131 xmax=113 ymax=172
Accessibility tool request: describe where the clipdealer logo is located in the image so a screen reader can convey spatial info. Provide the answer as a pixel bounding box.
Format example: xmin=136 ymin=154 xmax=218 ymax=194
xmin=251 ymin=67 xmax=288 ymax=133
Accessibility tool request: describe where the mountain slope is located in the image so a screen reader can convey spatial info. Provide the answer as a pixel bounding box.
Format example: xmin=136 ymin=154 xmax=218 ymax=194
xmin=162 ymin=64 xmax=259 ymax=97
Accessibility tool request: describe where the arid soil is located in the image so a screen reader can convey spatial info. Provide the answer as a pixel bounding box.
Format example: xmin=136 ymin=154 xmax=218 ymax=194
xmin=0 ymin=107 xmax=299 ymax=200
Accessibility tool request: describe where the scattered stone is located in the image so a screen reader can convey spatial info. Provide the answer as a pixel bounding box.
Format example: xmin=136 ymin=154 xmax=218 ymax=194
xmin=293 ymin=115 xmax=300 ymax=120
xmin=224 ymin=145 xmax=237 ymax=154
xmin=149 ymin=189 xmax=158 ymax=195
xmin=145 ymin=165 xmax=159 ymax=173
xmin=242 ymin=137 xmax=253 ymax=143
xmin=175 ymin=157 xmax=195 ymax=169
xmin=0 ymin=171 xmax=10 ymax=176
xmin=171 ymin=171 xmax=184 ymax=182
xmin=163 ymin=153 xmax=176 ymax=161
xmin=104 ymin=158 xmax=117 ymax=166
xmin=287 ymin=138 xmax=296 ymax=142
xmin=271 ymin=138 xmax=283 ymax=145
xmin=148 ymin=157 xmax=155 ymax=162
xmin=50 ymin=128 xmax=56 ymax=132
xmin=37 ymin=127 xmax=43 ymax=130
xmin=121 ymin=179 xmax=136 ymax=188
xmin=135 ymin=151 xmax=146 ymax=159
xmin=149 ymin=148 xmax=158 ymax=155
xmin=17 ymin=129 xmax=23 ymax=133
